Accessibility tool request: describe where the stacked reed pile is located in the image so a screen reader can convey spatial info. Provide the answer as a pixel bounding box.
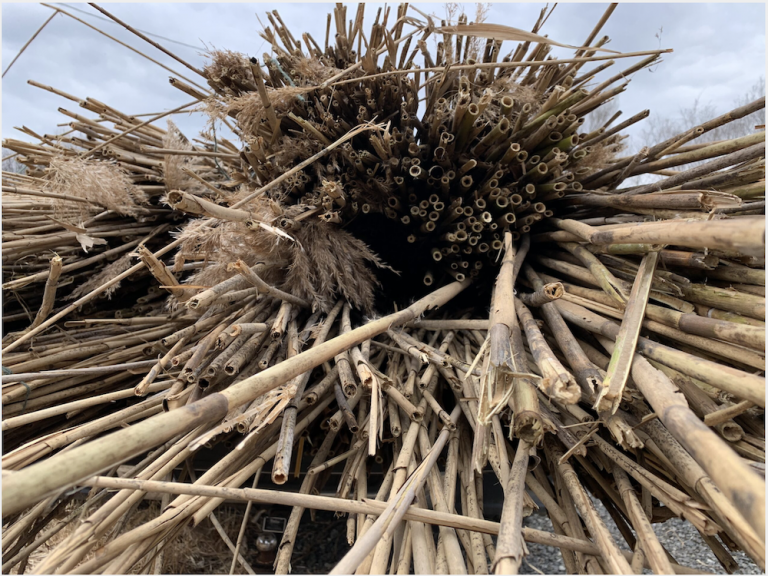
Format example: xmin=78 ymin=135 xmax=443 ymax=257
xmin=2 ymin=4 xmax=765 ymax=575
xmin=1 ymin=83 xmax=238 ymax=329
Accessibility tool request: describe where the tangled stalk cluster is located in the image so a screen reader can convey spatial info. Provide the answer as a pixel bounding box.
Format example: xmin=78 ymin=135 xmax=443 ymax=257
xmin=192 ymin=4 xmax=659 ymax=300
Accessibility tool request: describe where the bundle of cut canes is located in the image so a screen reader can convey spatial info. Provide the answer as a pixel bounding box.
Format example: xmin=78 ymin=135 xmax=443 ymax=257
xmin=2 ymin=3 xmax=766 ymax=575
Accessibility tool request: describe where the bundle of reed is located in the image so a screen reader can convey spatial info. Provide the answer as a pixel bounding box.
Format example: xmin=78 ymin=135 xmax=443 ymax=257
xmin=1 ymin=189 xmax=171 ymax=331
xmin=159 ymin=3 xmax=676 ymax=304
xmin=1 ymin=83 xmax=239 ymax=334
xmin=2 ymin=3 xmax=765 ymax=575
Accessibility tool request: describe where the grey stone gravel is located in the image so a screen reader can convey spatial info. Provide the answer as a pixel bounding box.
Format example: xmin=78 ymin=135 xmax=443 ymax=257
xmin=520 ymin=497 xmax=762 ymax=575
xmin=520 ymin=513 xmax=566 ymax=575
xmin=651 ymin=519 xmax=760 ymax=575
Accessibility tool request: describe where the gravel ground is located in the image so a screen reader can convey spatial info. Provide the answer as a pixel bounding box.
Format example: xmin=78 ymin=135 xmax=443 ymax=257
xmin=286 ymin=498 xmax=761 ymax=574
xmin=520 ymin=498 xmax=761 ymax=575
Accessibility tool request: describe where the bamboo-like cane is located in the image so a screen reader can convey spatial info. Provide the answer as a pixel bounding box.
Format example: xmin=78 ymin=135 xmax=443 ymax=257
xmin=704 ymin=400 xmax=755 ymax=427
xmin=589 ymin=216 xmax=766 ymax=258
xmin=556 ymin=298 xmax=766 ymax=407
xmin=274 ymin=300 xmax=342 ymax=483
xmin=612 ymin=464 xmax=674 ymax=574
xmin=166 ymin=190 xmax=250 ymax=222
xmin=597 ymin=336 xmax=766 ymax=541
xmin=272 ymin=320 xmax=301 ymax=485
xmin=24 ymin=254 xmax=62 ymax=332
xmin=3 ymin=232 xmax=182 ymax=354
xmin=137 ymin=243 xmax=194 ymax=302
xmin=2 ymin=381 xmax=171 ymax=431
xmin=493 ymin=440 xmax=531 ymax=574
xmin=250 ymin=57 xmax=282 ymax=141
xmin=458 ymin=441 xmax=488 ymax=574
xmin=88 ymin=3 xmax=206 ymax=77
xmin=330 ymin=405 xmax=462 ymax=575
xmin=415 ymin=426 xmax=468 ymax=575
xmin=518 ymin=282 xmax=564 ymax=307
xmin=634 ymin=405 xmax=766 ymax=568
xmin=547 ymin=274 xmax=765 ymax=351
xmin=546 ymin=436 xmax=634 ymax=574
xmin=480 ymin=233 xmax=539 ymax=429
xmin=515 ymin=297 xmax=580 ymax=404
xmin=594 ymin=250 xmax=658 ymax=413
xmin=623 ymin=142 xmax=765 ymax=196
xmin=3 ymin=279 xmax=470 ymax=516
xmin=559 ymin=241 xmax=628 ymax=305
xmin=233 ymin=260 xmax=311 ymax=308
xmin=2 ymin=9 xmax=60 ymax=78
xmin=524 ymin=265 xmax=601 ymax=396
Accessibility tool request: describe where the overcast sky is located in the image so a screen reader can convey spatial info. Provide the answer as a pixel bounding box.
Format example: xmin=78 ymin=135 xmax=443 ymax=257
xmin=2 ymin=2 xmax=765 ymax=151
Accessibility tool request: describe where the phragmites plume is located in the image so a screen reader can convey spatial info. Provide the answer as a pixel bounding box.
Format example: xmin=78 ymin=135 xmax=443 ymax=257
xmin=43 ymin=155 xmax=149 ymax=225
xmin=161 ymin=120 xmax=211 ymax=196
